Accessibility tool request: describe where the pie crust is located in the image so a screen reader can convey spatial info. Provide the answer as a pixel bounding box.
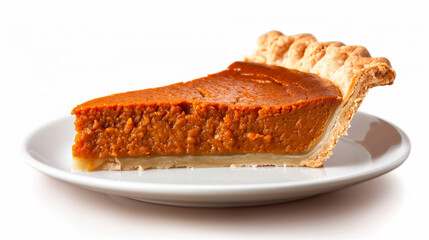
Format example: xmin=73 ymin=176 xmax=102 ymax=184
xmin=245 ymin=31 xmax=395 ymax=167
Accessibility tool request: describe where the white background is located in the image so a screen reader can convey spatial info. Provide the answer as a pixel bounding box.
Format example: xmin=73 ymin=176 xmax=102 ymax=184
xmin=1 ymin=0 xmax=427 ymax=239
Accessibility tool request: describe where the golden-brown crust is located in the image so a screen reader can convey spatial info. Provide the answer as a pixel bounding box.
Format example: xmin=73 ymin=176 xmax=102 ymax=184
xmin=245 ymin=31 xmax=396 ymax=167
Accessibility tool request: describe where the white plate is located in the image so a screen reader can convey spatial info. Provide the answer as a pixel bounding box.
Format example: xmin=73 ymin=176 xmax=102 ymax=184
xmin=24 ymin=112 xmax=410 ymax=207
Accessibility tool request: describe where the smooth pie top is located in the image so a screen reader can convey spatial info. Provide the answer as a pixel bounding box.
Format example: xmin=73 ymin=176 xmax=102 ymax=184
xmin=72 ymin=61 xmax=341 ymax=113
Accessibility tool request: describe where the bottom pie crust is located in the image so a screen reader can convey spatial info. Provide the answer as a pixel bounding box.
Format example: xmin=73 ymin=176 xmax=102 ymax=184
xmin=73 ymin=154 xmax=312 ymax=171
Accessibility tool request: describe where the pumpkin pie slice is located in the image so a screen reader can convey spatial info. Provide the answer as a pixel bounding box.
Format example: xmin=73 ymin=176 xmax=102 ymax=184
xmin=72 ymin=31 xmax=395 ymax=171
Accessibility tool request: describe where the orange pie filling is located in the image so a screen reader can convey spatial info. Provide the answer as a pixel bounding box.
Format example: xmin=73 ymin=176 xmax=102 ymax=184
xmin=72 ymin=61 xmax=342 ymax=171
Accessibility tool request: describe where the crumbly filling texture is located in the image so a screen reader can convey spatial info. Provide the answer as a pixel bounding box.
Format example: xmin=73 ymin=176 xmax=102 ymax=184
xmin=72 ymin=98 xmax=340 ymax=162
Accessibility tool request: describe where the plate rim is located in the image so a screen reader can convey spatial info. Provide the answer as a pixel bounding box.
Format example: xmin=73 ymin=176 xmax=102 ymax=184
xmin=23 ymin=112 xmax=411 ymax=196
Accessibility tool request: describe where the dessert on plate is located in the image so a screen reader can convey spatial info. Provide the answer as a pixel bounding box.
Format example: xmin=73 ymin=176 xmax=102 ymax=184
xmin=72 ymin=31 xmax=395 ymax=171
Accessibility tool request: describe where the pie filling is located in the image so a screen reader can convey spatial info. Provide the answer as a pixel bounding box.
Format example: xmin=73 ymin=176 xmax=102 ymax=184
xmin=72 ymin=61 xmax=343 ymax=171
xmin=73 ymin=104 xmax=342 ymax=171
